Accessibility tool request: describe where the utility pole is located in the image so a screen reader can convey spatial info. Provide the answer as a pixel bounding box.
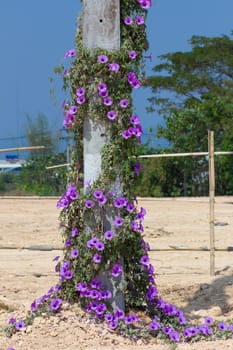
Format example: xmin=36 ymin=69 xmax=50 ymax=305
xmin=82 ymin=0 xmax=124 ymax=310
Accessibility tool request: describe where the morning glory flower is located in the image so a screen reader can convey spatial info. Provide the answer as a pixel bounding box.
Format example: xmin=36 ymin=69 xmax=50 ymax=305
xmin=69 ymin=105 xmax=78 ymax=115
xmin=98 ymin=54 xmax=108 ymax=63
xmin=64 ymin=270 xmax=74 ymax=279
xmin=129 ymin=50 xmax=137 ymax=59
xmin=76 ymin=95 xmax=86 ymax=104
xmin=120 ymin=99 xmax=129 ymax=108
xmin=136 ymin=16 xmax=145 ymax=25
xmin=8 ymin=317 xmax=16 ymax=324
xmin=85 ymin=199 xmax=94 ymax=209
xmin=103 ymin=96 xmax=113 ymax=106
xmin=95 ymin=240 xmax=105 ymax=251
xmin=114 ymin=216 xmax=124 ymax=227
xmin=111 ymin=263 xmax=123 ymax=277
xmin=98 ymin=195 xmax=107 ymax=205
xmin=98 ymin=89 xmax=108 ymax=98
xmin=122 ymin=130 xmax=131 ymax=139
xmin=130 ymin=115 xmax=140 ymax=125
xmin=15 ymin=321 xmax=25 ymax=331
xmin=149 ymin=320 xmax=160 ymax=331
xmin=64 ymin=49 xmax=76 ymax=58
xmin=50 ymin=298 xmax=62 ymax=311
xmin=104 ymin=230 xmax=114 ymax=240
xmin=204 ymin=316 xmax=214 ymax=325
xmin=93 ymin=253 xmax=102 ymax=263
xmin=108 ymin=63 xmax=120 ymax=72
xmin=76 ymin=87 xmax=85 ymax=96
xmin=140 ymin=255 xmax=150 ymax=266
xmin=124 ymin=17 xmax=133 ymax=25
xmin=138 ymin=0 xmax=151 ymax=10
xmin=218 ymin=322 xmax=228 ymax=331
xmin=71 ymin=248 xmax=79 ymax=259
xmin=71 ymin=227 xmax=79 ymax=237
xmin=91 ymin=279 xmax=102 ymax=289
xmin=93 ymin=189 xmax=103 ymax=199
xmin=107 ymin=110 xmax=117 ymax=120
xmin=98 ymin=82 xmax=107 ymax=92
xmin=126 ymin=203 xmax=135 ymax=212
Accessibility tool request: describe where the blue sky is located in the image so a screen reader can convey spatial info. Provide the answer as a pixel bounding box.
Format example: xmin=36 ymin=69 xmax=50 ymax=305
xmin=0 ymin=0 xmax=232 ymax=157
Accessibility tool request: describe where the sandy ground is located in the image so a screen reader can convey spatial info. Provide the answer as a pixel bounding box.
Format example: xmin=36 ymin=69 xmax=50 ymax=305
xmin=0 ymin=196 xmax=233 ymax=349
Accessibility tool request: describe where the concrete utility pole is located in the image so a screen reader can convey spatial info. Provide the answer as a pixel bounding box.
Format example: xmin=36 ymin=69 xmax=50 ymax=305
xmin=82 ymin=0 xmax=124 ymax=311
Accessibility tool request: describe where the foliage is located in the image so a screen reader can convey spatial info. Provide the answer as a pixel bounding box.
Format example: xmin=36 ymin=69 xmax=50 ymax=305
xmin=16 ymin=153 xmax=67 ymax=196
xmin=25 ymin=113 xmax=60 ymax=158
xmin=145 ymin=32 xmax=233 ymax=195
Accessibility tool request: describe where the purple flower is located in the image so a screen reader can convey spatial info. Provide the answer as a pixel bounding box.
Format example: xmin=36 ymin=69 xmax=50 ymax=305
xmin=114 ymin=197 xmax=127 ymax=208
xmin=93 ymin=253 xmax=102 ymax=264
xmin=98 ymin=89 xmax=108 ymax=98
xmin=15 ymin=321 xmax=25 ymax=331
xmin=71 ymin=227 xmax=79 ymax=237
xmin=138 ymin=0 xmax=151 ymax=10
xmin=114 ymin=216 xmax=124 ymax=227
xmin=130 ymin=115 xmax=140 ymax=125
xmin=98 ymin=195 xmax=107 ymax=205
xmin=131 ymin=220 xmax=139 ymax=232
xmin=104 ymin=230 xmax=114 ymax=240
xmin=103 ymin=96 xmax=113 ymax=106
xmin=108 ymin=320 xmax=118 ymax=329
xmin=85 ymin=199 xmax=95 ymax=209
xmin=7 ymin=348 xmax=15 ymax=350
xmin=105 ymin=313 xmax=113 ymax=322
xmin=109 ymin=63 xmax=120 ymax=72
xmin=149 ymin=320 xmax=160 ymax=331
xmin=71 ymin=248 xmax=79 ymax=259
xmin=64 ymin=270 xmax=74 ymax=279
xmin=64 ymin=49 xmax=76 ymax=58
xmin=124 ymin=17 xmax=133 ymax=25
xmin=146 ymin=285 xmax=158 ymax=301
xmin=69 ymin=105 xmax=78 ymax=114
xmin=183 ymin=326 xmax=199 ymax=337
xmin=204 ymin=316 xmax=214 ymax=325
xmin=115 ymin=308 xmax=125 ymax=320
xmin=111 ymin=263 xmax=123 ymax=277
xmin=50 ymin=298 xmax=62 ymax=311
xmin=98 ymin=82 xmax=107 ymax=92
xmin=95 ymin=240 xmax=105 ymax=251
xmin=76 ymin=95 xmax=86 ymax=104
xmin=122 ymin=130 xmax=131 ymax=139
xmin=93 ymin=189 xmax=103 ymax=199
xmin=229 ymin=324 xmax=233 ymax=331
xmin=76 ymin=282 xmax=87 ymax=292
xmin=126 ymin=203 xmax=135 ymax=212
xmin=140 ymin=255 xmax=150 ymax=266
xmin=91 ymin=279 xmax=102 ymax=289
xmin=98 ymin=54 xmax=108 ymax=63
xmin=218 ymin=322 xmax=228 ymax=331
xmin=8 ymin=317 xmax=16 ymax=324
xmin=169 ymin=330 xmax=180 ymax=342
xmin=199 ymin=324 xmax=213 ymax=335
xmin=120 ymin=99 xmax=129 ymax=108
xmin=136 ymin=15 xmax=145 ymax=25
xmin=76 ymin=87 xmax=85 ymax=96
xmin=107 ymin=110 xmax=117 ymax=120
xmin=129 ymin=50 xmax=137 ymax=59
xmin=65 ymin=238 xmax=72 ymax=248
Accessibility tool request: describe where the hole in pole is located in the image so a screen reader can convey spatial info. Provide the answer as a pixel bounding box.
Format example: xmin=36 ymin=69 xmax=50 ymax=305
xmin=99 ymin=18 xmax=103 ymax=23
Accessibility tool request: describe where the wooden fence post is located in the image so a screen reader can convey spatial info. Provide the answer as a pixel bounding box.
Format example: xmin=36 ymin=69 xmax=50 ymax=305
xmin=208 ymin=130 xmax=215 ymax=276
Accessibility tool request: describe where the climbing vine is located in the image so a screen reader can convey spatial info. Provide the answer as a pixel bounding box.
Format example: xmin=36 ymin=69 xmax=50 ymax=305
xmin=5 ymin=0 xmax=233 ymax=344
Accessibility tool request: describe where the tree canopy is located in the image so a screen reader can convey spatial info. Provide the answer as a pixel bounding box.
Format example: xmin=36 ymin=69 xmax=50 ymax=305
xmin=143 ymin=32 xmax=233 ymax=195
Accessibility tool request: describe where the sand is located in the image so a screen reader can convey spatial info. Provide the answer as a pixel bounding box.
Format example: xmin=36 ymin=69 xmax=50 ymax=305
xmin=0 ymin=196 xmax=232 ymax=349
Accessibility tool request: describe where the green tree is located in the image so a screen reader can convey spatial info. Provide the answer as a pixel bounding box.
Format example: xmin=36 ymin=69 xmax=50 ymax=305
xmin=16 ymin=152 xmax=67 ymax=196
xmin=145 ymin=32 xmax=233 ymax=195
xmin=26 ymin=113 xmax=59 ymax=158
